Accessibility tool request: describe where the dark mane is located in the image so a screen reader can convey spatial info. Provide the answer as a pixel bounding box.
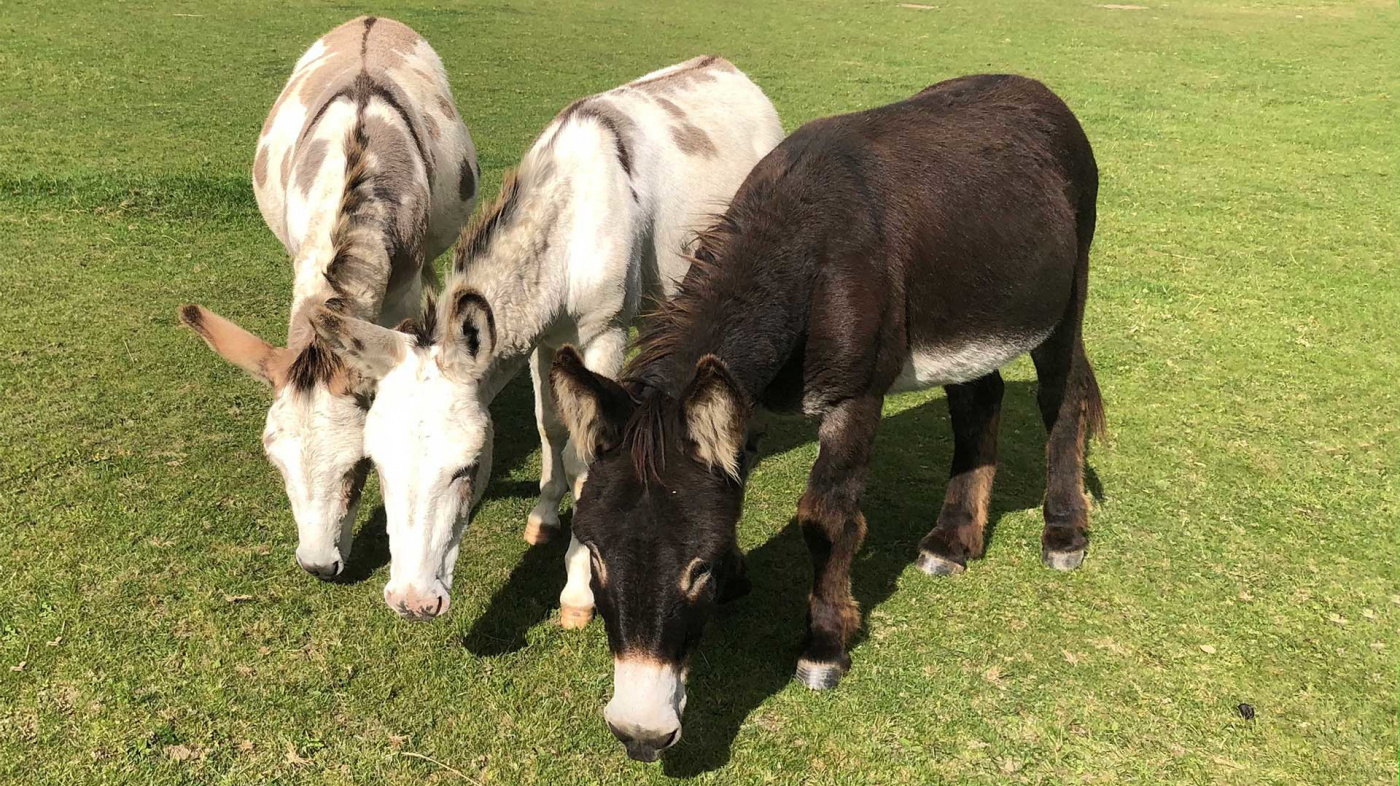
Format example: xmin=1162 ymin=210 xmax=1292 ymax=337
xmin=625 ymin=212 xmax=740 ymax=377
xmin=282 ymin=298 xmax=351 ymax=392
xmin=286 ymin=335 xmax=346 ymax=392
xmin=618 ymin=213 xmax=746 ymax=483
xmin=324 ymin=77 xmax=392 ymax=306
xmin=619 ymin=383 xmax=671 ymax=485
xmin=453 ymin=169 xmax=522 ymax=270
xmin=284 ymin=107 xmax=380 ymax=395
xmin=393 ymin=290 xmax=439 ymax=348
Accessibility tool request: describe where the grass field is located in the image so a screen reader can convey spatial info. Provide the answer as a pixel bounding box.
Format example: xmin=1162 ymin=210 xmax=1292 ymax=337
xmin=1 ymin=0 xmax=1397 ymax=783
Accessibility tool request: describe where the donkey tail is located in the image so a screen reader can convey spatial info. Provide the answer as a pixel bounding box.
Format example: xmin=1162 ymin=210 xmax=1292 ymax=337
xmin=1078 ymin=340 xmax=1106 ymax=442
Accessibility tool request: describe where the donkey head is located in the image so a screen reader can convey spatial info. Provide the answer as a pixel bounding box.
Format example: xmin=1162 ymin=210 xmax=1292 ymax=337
xmin=179 ymin=304 xmax=372 ymax=580
xmin=550 ymin=346 xmax=753 ymax=762
xmin=309 ymin=288 xmax=494 ymax=620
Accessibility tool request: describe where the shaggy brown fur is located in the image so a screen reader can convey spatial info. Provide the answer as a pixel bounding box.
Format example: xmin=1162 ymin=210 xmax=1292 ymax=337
xmin=550 ymin=74 xmax=1108 ymax=705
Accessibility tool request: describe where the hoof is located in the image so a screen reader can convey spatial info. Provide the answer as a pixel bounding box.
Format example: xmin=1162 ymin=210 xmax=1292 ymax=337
xmin=916 ymin=550 xmax=966 ymax=577
xmin=559 ymin=604 xmax=593 ymax=629
xmin=795 ymin=658 xmax=847 ymax=691
xmin=524 ymin=514 xmax=559 ymax=546
xmin=1042 ymin=548 xmax=1085 ymax=571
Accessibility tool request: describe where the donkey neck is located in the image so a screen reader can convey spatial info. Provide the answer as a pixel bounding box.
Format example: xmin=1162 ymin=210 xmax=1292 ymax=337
xmin=450 ymin=169 xmax=572 ymax=370
xmin=289 ymin=196 xmax=425 ymax=337
xmin=629 ymin=215 xmax=815 ymax=408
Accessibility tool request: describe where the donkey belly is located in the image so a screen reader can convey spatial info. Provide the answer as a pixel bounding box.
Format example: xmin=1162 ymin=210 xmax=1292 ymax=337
xmin=890 ymin=329 xmax=1051 ymax=393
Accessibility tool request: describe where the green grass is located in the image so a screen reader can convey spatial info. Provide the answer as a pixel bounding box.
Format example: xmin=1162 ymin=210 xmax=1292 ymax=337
xmin=1 ymin=0 xmax=1396 ymax=783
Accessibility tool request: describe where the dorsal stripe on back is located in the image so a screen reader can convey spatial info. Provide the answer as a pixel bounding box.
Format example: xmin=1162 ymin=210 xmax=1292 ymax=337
xmin=296 ymin=74 xmax=431 ymax=181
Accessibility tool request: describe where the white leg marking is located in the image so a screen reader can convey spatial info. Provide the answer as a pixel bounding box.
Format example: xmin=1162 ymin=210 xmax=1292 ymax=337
xmin=559 ymin=533 xmax=595 ymax=629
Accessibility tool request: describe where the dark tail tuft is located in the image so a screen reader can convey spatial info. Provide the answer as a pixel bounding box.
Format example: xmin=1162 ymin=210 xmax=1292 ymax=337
xmin=1080 ymin=346 xmax=1106 ymax=441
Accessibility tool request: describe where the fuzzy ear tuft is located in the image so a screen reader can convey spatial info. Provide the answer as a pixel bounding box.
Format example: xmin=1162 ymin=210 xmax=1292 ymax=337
xmin=308 ymin=307 xmax=408 ymax=382
xmin=549 ymin=346 xmax=634 ymax=464
xmin=681 ymin=355 xmax=748 ymax=480
xmin=178 ymin=303 xmax=286 ymax=385
xmin=440 ymin=287 xmax=495 ymax=378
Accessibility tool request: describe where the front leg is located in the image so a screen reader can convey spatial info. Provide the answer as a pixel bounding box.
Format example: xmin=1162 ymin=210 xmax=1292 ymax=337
xmin=796 ymin=396 xmax=882 ymax=690
xmin=559 ymin=534 xmax=595 ymax=629
xmin=556 ymin=327 xmax=629 ymax=628
xmin=526 ymin=345 xmax=569 ymax=545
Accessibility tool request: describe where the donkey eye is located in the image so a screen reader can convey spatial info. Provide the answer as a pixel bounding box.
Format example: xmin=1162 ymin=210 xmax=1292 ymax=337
xmin=451 ymin=462 xmax=478 ymax=484
xmin=682 ymin=559 xmax=714 ymax=598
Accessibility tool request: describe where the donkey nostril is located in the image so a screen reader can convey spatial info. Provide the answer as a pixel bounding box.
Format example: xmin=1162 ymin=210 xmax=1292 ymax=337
xmin=432 ymin=595 xmax=444 ymax=617
xmin=661 ymin=728 xmax=680 ymax=749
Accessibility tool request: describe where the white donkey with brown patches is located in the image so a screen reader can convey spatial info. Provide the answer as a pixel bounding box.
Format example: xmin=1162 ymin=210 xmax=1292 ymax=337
xmin=179 ymin=16 xmax=478 ymax=580
xmin=312 ymin=56 xmax=783 ymax=621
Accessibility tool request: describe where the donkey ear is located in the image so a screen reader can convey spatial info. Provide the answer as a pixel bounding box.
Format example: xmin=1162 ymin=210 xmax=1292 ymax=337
xmin=308 ymin=307 xmax=408 ymax=382
xmin=549 ymin=345 xmax=634 ymax=464
xmin=440 ymin=287 xmax=496 ymax=379
xmin=179 ymin=304 xmax=287 ymax=385
xmin=681 ymin=355 xmax=747 ymax=480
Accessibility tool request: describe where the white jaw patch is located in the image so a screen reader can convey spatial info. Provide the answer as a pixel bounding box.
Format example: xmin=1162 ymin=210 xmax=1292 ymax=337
xmin=605 ymin=657 xmax=687 ymax=742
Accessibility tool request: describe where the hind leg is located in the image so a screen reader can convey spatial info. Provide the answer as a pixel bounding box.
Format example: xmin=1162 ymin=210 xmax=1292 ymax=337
xmin=796 ymin=396 xmax=881 ymax=691
xmin=1032 ymin=330 xmax=1094 ymax=570
xmin=916 ymin=372 xmax=1004 ymax=576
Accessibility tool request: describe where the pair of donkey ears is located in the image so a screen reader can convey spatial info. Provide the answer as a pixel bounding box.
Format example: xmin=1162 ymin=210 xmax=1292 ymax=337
xmin=179 ymin=287 xmax=499 ymax=388
xmin=549 ymin=347 xmax=747 ymax=480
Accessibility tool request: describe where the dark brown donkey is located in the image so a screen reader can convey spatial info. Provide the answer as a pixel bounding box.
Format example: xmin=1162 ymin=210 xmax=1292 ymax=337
xmin=550 ymin=74 xmax=1105 ymax=762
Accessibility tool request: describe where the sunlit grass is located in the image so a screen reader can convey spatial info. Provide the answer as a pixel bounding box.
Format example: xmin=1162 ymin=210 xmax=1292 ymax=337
xmin=0 ymin=0 xmax=1396 ymax=783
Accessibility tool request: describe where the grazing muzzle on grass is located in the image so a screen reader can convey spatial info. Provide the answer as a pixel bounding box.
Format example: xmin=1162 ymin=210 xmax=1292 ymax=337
xmin=264 ymin=387 xmax=372 ymax=580
xmin=552 ymin=346 xmax=755 ymax=759
xmin=310 ymin=294 xmax=495 ymax=620
xmin=606 ymin=658 xmax=687 ymax=762
xmin=178 ymin=304 xmax=373 ymax=581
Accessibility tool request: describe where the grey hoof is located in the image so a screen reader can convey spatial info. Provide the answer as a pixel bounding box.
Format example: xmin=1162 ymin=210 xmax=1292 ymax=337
xmin=916 ymin=550 xmax=966 ymax=576
xmin=1042 ymin=548 xmax=1085 ymax=571
xmin=795 ymin=659 xmax=846 ymax=691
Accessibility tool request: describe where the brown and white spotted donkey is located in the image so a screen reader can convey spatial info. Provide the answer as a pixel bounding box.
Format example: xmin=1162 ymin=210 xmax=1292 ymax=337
xmin=179 ymin=16 xmax=479 ymax=580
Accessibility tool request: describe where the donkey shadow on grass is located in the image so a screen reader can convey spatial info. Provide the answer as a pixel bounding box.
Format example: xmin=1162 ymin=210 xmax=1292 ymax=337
xmin=459 ymin=372 xmax=574 ymax=654
xmin=334 ymin=374 xmax=545 ymax=587
xmin=456 ymin=379 xmax=1104 ymax=774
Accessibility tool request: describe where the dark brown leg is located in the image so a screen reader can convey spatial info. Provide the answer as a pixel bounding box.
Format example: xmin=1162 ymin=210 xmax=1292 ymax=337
xmin=916 ymin=372 xmax=1004 ymax=576
xmin=1031 ymin=330 xmax=1100 ymax=570
xmin=795 ymin=396 xmax=882 ymax=691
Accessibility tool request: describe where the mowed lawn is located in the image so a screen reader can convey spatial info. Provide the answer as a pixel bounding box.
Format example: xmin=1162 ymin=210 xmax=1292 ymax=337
xmin=1 ymin=0 xmax=1396 ymax=783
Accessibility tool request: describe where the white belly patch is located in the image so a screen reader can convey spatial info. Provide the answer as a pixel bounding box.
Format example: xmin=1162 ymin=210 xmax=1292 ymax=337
xmin=889 ymin=331 xmax=1051 ymax=393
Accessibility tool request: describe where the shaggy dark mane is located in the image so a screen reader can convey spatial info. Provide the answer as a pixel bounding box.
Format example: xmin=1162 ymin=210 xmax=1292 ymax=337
xmin=393 ymin=290 xmax=439 ymax=348
xmin=283 ymin=298 xmax=350 ymax=392
xmin=286 ymin=336 xmax=345 ymax=392
xmin=453 ymin=169 xmax=522 ymax=271
xmin=619 ymin=382 xmax=670 ymax=485
xmin=626 ymin=212 xmax=740 ymax=376
xmin=324 ymin=82 xmax=383 ymax=304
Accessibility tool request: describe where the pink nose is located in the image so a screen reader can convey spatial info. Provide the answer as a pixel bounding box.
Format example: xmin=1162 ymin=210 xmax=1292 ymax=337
xmin=385 ymin=585 xmax=450 ymax=620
